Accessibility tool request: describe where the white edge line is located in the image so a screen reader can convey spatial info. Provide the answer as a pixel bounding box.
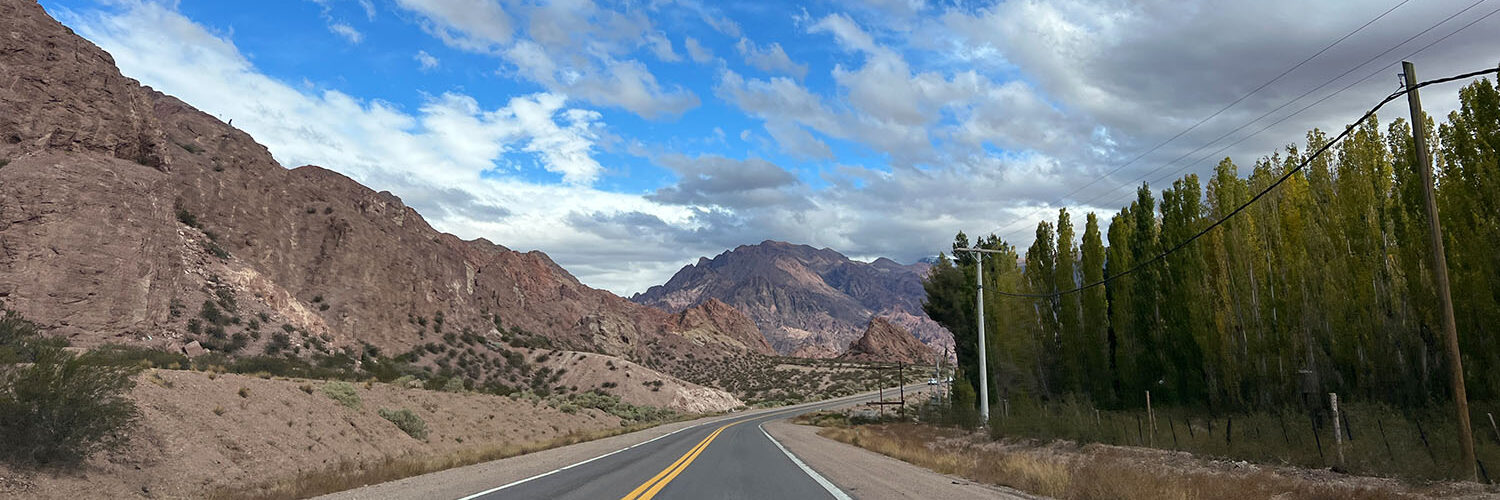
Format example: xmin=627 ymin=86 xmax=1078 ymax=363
xmin=455 ymin=423 xmax=698 ymax=500
xmin=759 ymin=423 xmax=853 ymax=500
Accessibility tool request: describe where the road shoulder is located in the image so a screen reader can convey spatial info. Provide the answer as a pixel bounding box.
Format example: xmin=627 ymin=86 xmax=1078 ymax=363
xmin=762 ymin=420 xmax=1034 ymax=500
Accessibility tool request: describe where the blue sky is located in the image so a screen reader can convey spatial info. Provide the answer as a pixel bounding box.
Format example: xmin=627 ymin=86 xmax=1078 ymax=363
xmin=38 ymin=0 xmax=1500 ymax=294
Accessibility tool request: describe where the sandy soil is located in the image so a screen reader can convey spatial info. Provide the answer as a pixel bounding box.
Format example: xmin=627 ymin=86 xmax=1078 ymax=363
xmin=0 ymin=369 xmax=623 ymax=499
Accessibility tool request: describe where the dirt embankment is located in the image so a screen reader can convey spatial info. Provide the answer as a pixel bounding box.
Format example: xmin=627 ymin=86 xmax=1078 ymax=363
xmin=542 ymin=351 xmax=742 ymax=414
xmin=0 ymin=370 xmax=623 ymax=499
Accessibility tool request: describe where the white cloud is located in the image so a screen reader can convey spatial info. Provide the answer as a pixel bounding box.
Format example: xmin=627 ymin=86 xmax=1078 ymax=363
xmin=329 ymin=22 xmax=363 ymax=43
xmin=735 ymin=37 xmax=807 ymax=80
xmin=645 ymin=32 xmax=681 ymax=62
xmin=414 ymin=50 xmax=439 ymax=70
xmin=683 ymin=36 xmax=714 ymax=63
xmin=397 ymin=0 xmax=514 ymax=52
xmin=395 ymin=0 xmax=699 ymax=119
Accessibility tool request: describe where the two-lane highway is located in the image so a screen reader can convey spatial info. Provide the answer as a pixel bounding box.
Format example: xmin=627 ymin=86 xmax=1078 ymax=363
xmin=458 ymin=386 xmax=926 ymax=499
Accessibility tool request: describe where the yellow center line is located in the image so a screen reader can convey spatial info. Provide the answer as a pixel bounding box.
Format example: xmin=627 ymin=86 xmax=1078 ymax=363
xmin=619 ymin=391 xmax=913 ymax=500
xmin=621 ymin=422 xmax=735 ymax=500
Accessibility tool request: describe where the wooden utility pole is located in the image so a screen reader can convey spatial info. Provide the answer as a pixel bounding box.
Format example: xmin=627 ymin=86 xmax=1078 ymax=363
xmin=1403 ymin=60 xmax=1476 ymax=480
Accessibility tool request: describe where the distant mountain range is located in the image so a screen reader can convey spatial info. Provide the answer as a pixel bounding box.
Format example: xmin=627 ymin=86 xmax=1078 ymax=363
xmin=632 ymin=241 xmax=954 ymax=359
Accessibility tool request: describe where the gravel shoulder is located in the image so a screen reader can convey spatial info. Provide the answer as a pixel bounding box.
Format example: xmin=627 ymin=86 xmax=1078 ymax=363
xmin=764 ymin=420 xmax=1033 ymax=500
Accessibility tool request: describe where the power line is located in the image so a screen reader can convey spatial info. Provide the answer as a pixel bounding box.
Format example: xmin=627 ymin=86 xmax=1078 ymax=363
xmin=986 ymin=0 xmax=1481 ymax=242
xmin=1139 ymin=1 xmax=1500 ymax=191
xmin=1134 ymin=0 xmax=1500 ymax=191
xmin=979 ymin=65 xmax=1500 ymax=299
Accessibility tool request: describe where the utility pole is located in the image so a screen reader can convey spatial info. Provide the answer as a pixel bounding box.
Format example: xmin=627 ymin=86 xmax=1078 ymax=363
xmin=1403 ymin=60 xmax=1476 ymax=481
xmin=955 ymin=247 xmax=1008 ymax=424
xmin=976 ymin=251 xmax=989 ymax=424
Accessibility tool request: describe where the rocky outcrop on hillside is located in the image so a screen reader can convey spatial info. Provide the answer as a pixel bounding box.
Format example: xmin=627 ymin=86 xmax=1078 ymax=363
xmin=668 ymin=299 xmax=775 ymax=355
xmin=839 ymin=317 xmax=935 ymax=365
xmin=632 ymin=240 xmax=955 ymax=358
xmin=0 ymin=0 xmax=762 ymax=369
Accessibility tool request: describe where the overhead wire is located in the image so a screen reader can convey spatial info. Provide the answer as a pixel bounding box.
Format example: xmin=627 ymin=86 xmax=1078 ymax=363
xmin=1138 ymin=2 xmax=1500 ymax=191
xmin=985 ymin=0 xmax=1483 ymax=243
xmin=974 ymin=65 xmax=1500 ymax=299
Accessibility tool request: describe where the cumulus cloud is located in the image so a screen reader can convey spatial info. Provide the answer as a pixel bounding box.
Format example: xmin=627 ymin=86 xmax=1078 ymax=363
xmin=648 ymin=154 xmax=809 ymax=209
xmin=396 ymin=0 xmax=514 ymax=51
xmin=683 ymin=36 xmax=714 ymax=63
xmin=414 ymin=50 xmax=439 ymax=70
xmin=395 ymin=0 xmax=699 ymax=119
xmin=735 ymin=37 xmax=807 ymax=80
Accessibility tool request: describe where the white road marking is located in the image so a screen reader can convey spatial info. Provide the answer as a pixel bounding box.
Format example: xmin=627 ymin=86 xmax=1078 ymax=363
xmin=759 ymin=423 xmax=854 ymax=500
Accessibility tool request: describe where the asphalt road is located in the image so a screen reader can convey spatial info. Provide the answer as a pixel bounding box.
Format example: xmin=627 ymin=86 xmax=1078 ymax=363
xmin=459 ymin=386 xmax=926 ymax=500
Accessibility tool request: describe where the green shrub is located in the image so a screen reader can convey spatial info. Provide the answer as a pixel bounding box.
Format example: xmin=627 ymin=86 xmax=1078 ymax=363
xmin=377 ymin=408 xmax=428 ymax=439
xmin=85 ymin=345 xmax=189 ymax=369
xmin=321 ymin=381 xmax=361 ymax=409
xmin=1 ymin=312 xmax=67 ymax=364
xmin=1 ymin=344 xmax=141 ymax=465
xmin=441 ymin=377 xmax=465 ymax=393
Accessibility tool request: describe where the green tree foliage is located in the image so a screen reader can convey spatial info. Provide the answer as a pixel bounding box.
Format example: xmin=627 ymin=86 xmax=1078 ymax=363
xmin=924 ymin=79 xmax=1500 ymax=411
xmin=1 ymin=309 xmax=141 ymax=465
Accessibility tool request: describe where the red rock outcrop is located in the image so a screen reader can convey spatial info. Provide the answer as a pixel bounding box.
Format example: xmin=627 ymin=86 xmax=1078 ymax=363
xmin=838 ymin=317 xmax=936 ymax=365
xmin=668 ymin=299 xmax=774 ymax=355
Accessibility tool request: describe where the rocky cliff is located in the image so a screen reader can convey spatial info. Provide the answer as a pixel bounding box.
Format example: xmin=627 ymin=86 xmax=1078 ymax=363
xmin=0 ymin=0 xmax=760 ymax=369
xmin=839 ymin=317 xmax=936 ymax=365
xmin=632 ymin=240 xmax=954 ymax=358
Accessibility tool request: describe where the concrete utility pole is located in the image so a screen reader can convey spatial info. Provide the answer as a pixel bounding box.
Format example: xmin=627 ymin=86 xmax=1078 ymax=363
xmin=1403 ymin=61 xmax=1476 ymax=480
xmin=955 ymin=247 xmax=1008 ymax=424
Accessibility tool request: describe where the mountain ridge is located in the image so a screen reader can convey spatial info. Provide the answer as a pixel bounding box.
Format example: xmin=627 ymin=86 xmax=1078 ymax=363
xmin=632 ymin=240 xmax=955 ymax=358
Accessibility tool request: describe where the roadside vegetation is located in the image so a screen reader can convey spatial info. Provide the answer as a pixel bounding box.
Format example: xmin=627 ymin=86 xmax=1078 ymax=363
xmin=815 ymin=421 xmax=1435 ymax=500
xmin=0 ymin=307 xmax=141 ymax=467
xmin=920 ymin=78 xmax=1500 ymax=484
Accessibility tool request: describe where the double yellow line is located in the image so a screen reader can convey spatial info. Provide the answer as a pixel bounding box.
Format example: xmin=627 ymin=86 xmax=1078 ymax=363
xmin=620 ymin=421 xmax=739 ymax=500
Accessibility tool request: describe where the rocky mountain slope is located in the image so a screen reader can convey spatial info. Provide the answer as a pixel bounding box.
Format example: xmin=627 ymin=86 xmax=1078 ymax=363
xmin=838 ymin=317 xmax=936 ymax=365
xmin=0 ymin=0 xmax=760 ymax=375
xmin=632 ymin=240 xmax=954 ymax=358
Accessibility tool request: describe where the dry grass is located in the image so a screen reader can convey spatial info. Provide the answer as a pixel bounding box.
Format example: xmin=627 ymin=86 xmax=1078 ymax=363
xmin=819 ymin=423 xmax=1427 ymax=500
xmin=206 ymin=420 xmax=675 ymax=500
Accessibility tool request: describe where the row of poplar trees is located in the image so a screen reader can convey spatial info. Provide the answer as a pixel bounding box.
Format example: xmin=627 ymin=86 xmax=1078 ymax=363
xmin=924 ymin=78 xmax=1500 ymax=412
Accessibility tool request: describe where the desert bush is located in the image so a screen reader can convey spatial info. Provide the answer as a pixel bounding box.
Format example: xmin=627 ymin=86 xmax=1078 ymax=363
xmin=378 ymin=408 xmax=428 ymax=439
xmin=441 ymin=377 xmax=466 ymax=393
xmin=1 ymin=344 xmax=141 ymax=465
xmin=321 ymin=381 xmax=362 ymax=409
